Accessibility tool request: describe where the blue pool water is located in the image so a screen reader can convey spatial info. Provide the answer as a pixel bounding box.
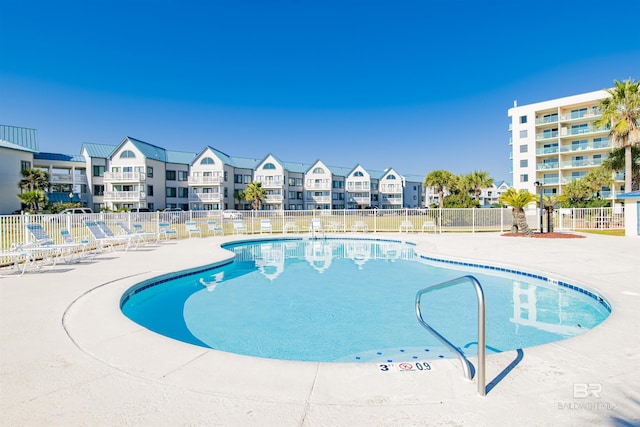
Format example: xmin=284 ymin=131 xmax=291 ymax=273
xmin=121 ymin=239 xmax=610 ymax=363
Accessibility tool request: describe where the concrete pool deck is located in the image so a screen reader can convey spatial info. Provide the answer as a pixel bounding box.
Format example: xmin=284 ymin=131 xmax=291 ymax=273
xmin=1 ymin=232 xmax=639 ymax=426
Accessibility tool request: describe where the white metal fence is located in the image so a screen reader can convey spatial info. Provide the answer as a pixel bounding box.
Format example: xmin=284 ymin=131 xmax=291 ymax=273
xmin=0 ymin=207 xmax=624 ymax=262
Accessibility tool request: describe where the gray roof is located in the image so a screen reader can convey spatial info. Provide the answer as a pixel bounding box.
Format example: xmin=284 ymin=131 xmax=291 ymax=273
xmin=125 ymin=137 xmax=168 ymax=162
xmin=0 ymin=138 xmax=38 ymax=153
xmin=166 ymin=150 xmax=197 ymax=165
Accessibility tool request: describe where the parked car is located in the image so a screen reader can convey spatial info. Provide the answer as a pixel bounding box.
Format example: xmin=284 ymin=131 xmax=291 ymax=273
xmin=61 ymin=208 xmax=94 ymax=215
xmin=222 ymin=210 xmax=242 ymax=219
xmin=130 ymin=207 xmax=151 ymax=213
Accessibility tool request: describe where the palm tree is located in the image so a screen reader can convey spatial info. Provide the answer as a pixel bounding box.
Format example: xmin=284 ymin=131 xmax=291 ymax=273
xmin=466 ymin=170 xmax=494 ymax=204
xmin=562 ymin=179 xmax=591 ymax=207
xmin=17 ymin=190 xmax=47 ymax=211
xmin=424 ymin=170 xmax=455 ymax=209
xmin=244 ymin=182 xmax=266 ymax=210
xmin=234 ymin=189 xmax=245 ymax=210
xmin=498 ymin=188 xmax=537 ymax=236
xmin=602 ymin=146 xmax=640 ymax=191
xmin=596 ymin=79 xmax=640 ymax=192
xmin=19 ymin=168 xmax=50 ymax=192
xmin=584 ymin=168 xmax=613 ymax=199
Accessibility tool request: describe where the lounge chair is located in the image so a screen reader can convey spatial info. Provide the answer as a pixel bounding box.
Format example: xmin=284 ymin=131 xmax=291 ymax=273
xmin=399 ymin=221 xmax=414 ymax=233
xmin=25 ymin=223 xmax=83 ymax=264
xmin=233 ymin=220 xmax=247 ymax=234
xmin=116 ymin=222 xmax=156 ymax=245
xmin=207 ymin=220 xmax=224 ymax=236
xmin=185 ymin=221 xmax=202 ymax=238
xmin=85 ymin=221 xmax=131 ymax=251
xmin=0 ymin=246 xmax=32 ymax=276
xmin=96 ymin=221 xmax=141 ymax=249
xmin=60 ymin=229 xmax=93 ymax=259
xmin=327 ymin=221 xmax=342 ymax=232
xmin=260 ymin=219 xmax=273 ymax=234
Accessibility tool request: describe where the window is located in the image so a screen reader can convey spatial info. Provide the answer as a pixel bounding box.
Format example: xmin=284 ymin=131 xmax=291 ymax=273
xmin=519 ymin=130 xmax=528 ymax=138
xmin=263 ymin=163 xmax=276 ymax=169
xmin=520 ymin=159 xmax=528 ymax=168
xmin=520 ymin=174 xmax=528 ymax=183
xmin=166 ymin=187 xmax=177 ymax=197
xmin=520 ymin=115 xmax=527 ymax=124
xmin=147 ymin=185 xmax=154 ymax=196
xmin=178 ymin=187 xmax=189 ymax=198
xmin=201 ymin=157 xmax=214 ymax=165
xmin=244 ymin=175 xmax=251 ymax=184
xmin=178 ymin=171 xmax=188 ymax=181
xmin=147 ymin=203 xmax=154 ymax=211
xmin=519 ymin=144 xmax=528 ymax=153
xmin=354 ymin=171 xmax=364 ymax=177
xmin=332 ymin=180 xmax=344 ymax=188
xmin=93 ymin=185 xmax=104 ymax=196
xmin=93 ymin=165 xmax=105 ymax=177
xmin=147 ymin=167 xmax=153 ymax=178
xmin=120 ymin=150 xmax=136 ymax=158
xmin=313 ymin=167 xmax=324 ymax=174
xmin=386 ymin=174 xmax=396 ymax=180
xmin=166 ymin=170 xmax=176 ymax=180
xmin=21 ymin=161 xmax=31 ymax=171
xmin=234 ymin=174 xmax=243 ymax=184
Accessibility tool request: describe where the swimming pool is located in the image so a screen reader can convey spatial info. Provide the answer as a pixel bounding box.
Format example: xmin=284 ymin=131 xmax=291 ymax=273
xmin=121 ymin=238 xmax=610 ymax=363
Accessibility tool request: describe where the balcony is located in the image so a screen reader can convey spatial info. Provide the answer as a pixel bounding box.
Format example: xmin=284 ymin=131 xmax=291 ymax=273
xmin=560 ymin=159 xmax=601 ymax=169
xmin=103 ymin=171 xmax=146 ymax=182
xmin=536 ymin=146 xmax=559 ymax=155
xmin=564 ymin=125 xmax=609 ymax=136
xmin=348 ymin=195 xmax=371 ymax=203
xmin=258 ymin=180 xmax=284 ymax=189
xmin=559 ymin=141 xmax=611 ymax=153
xmin=380 ymin=185 xmax=403 ymax=193
xmin=188 ymin=193 xmax=221 ymax=203
xmin=536 ymin=130 xmax=559 ymax=141
xmin=536 ymin=162 xmax=559 ymax=170
xmin=50 ymin=173 xmax=76 ymax=183
xmin=188 ymin=176 xmax=223 ymax=185
xmin=265 ymin=194 xmax=284 ymax=202
xmin=535 ymin=116 xmax=558 ymax=125
xmin=104 ymin=191 xmax=146 ymax=202
xmin=305 ymin=183 xmax=331 ymax=190
xmin=540 ymin=177 xmax=559 ymax=185
xmin=305 ymin=195 xmax=331 ymax=203
xmin=559 ymin=110 xmax=601 ymax=122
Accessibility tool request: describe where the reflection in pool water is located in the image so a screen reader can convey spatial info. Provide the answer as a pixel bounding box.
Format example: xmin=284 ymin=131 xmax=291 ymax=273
xmin=121 ymin=239 xmax=610 ymax=363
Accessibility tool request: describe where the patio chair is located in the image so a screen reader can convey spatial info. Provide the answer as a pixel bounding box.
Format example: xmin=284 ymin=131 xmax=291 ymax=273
xmin=233 ymin=220 xmax=247 ymax=234
xmin=327 ymin=221 xmax=342 ymax=232
xmin=399 ymin=221 xmax=414 ymax=233
xmin=260 ymin=219 xmax=273 ymax=234
xmin=0 ymin=246 xmax=33 ymax=276
xmin=185 ymin=221 xmax=202 ymax=238
xmin=207 ymin=220 xmax=224 ymax=236
xmin=351 ymin=221 xmax=368 ymax=232
xmin=422 ymin=220 xmax=436 ymax=233
xmin=96 ymin=221 xmax=141 ymax=249
xmin=60 ymin=229 xmax=93 ymax=259
xmin=158 ymin=222 xmax=178 ymax=240
xmin=310 ymin=219 xmax=324 ymax=238
xmin=85 ymin=221 xmax=131 ymax=251
xmin=283 ymin=221 xmax=299 ymax=233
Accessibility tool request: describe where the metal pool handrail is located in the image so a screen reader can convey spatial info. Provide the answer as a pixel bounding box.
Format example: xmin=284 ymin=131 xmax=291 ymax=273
xmin=415 ymin=275 xmax=486 ymax=396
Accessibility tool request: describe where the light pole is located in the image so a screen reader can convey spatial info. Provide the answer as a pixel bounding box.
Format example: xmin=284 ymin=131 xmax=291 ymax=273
xmin=534 ymin=181 xmax=543 ymax=233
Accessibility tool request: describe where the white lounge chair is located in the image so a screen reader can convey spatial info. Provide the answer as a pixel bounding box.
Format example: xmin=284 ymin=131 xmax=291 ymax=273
xmin=399 ymin=221 xmax=414 ymax=233
xmin=260 ymin=219 xmax=273 ymax=234
xmin=60 ymin=229 xmax=93 ymax=259
xmin=85 ymin=221 xmax=130 ymax=251
xmin=116 ymin=222 xmax=155 ymax=245
xmin=185 ymin=221 xmax=202 ymax=238
xmin=96 ymin=221 xmax=140 ymax=249
xmin=233 ymin=220 xmax=247 ymax=234
xmin=207 ymin=220 xmax=224 ymax=236
xmin=0 ymin=246 xmax=32 ymax=276
xmin=25 ymin=223 xmax=82 ymax=264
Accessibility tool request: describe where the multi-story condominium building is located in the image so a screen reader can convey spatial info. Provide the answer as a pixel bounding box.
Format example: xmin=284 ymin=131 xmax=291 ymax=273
xmin=1 ymin=125 xmax=428 ymax=214
xmin=508 ymin=90 xmax=625 ymax=202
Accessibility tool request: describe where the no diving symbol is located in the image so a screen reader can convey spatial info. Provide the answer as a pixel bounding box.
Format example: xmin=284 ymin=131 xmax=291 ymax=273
xmin=398 ymin=363 xmax=414 ymax=371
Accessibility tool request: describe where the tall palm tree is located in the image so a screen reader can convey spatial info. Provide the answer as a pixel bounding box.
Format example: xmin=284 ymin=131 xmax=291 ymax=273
xmin=466 ymin=170 xmax=494 ymax=203
xmin=562 ymin=179 xmax=591 ymax=207
xmin=17 ymin=190 xmax=47 ymax=211
xmin=244 ymin=182 xmax=266 ymax=210
xmin=234 ymin=189 xmax=245 ymax=210
xmin=424 ymin=170 xmax=455 ymax=209
xmin=596 ymin=79 xmax=640 ymax=192
xmin=584 ymin=167 xmax=613 ymax=199
xmin=498 ymin=188 xmax=537 ymax=236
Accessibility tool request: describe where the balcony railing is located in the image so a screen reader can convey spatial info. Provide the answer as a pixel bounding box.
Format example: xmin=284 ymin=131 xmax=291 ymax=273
xmin=258 ymin=180 xmax=284 ymax=188
xmin=265 ymin=195 xmax=284 ymax=202
xmin=188 ymin=193 xmax=221 ymax=202
xmin=559 ymin=141 xmax=611 ymax=152
xmin=536 ymin=130 xmax=559 ymax=140
xmin=560 ymin=159 xmax=601 ymax=168
xmin=559 ymin=111 xmax=601 ymax=121
xmin=103 ymin=172 xmax=146 ymax=182
xmin=536 ymin=162 xmax=559 ymax=170
xmin=188 ymin=176 xmax=223 ymax=185
xmin=536 ymin=146 xmax=559 ymax=155
xmin=104 ymin=191 xmax=146 ymax=201
xmin=305 ymin=196 xmax=331 ymax=203
xmin=535 ymin=116 xmax=558 ymax=125
xmin=567 ymin=125 xmax=609 ymax=136
xmin=305 ymin=183 xmax=331 ymax=190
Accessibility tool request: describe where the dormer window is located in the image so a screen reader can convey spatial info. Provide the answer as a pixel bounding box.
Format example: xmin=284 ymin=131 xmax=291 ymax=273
xmin=201 ymin=157 xmax=214 ymax=165
xmin=120 ymin=150 xmax=136 ymax=158
xmin=386 ymin=174 xmax=396 ymax=180
xmin=263 ymin=163 xmax=276 ymax=169
xmin=354 ymin=171 xmax=364 ymax=177
xmin=313 ymin=167 xmax=324 ymax=174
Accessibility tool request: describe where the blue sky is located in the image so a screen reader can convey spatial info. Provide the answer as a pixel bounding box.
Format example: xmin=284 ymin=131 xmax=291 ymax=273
xmin=1 ymin=0 xmax=638 ymax=182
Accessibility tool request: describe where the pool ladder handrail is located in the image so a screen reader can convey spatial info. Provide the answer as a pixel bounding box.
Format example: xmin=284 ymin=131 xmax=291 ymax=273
xmin=415 ymin=275 xmax=486 ymax=397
